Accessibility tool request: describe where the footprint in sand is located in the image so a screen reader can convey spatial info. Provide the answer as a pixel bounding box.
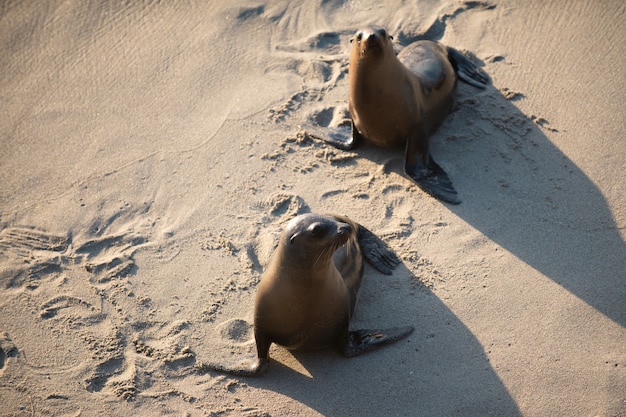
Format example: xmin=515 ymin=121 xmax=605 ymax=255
xmin=262 ymin=192 xmax=309 ymax=222
xmin=276 ymin=30 xmax=345 ymax=55
xmin=39 ymin=294 xmax=99 ymax=320
xmin=1 ymin=209 xmax=150 ymax=289
xmin=380 ymin=193 xmax=415 ymax=240
xmin=268 ymin=28 xmax=348 ymax=124
xmin=75 ymin=228 xmax=146 ymax=285
xmin=200 ymin=193 xmax=308 ymax=270
xmin=82 ymin=328 xmax=126 ymax=392
xmin=0 ymin=227 xmax=68 ymax=255
xmin=268 ymin=57 xmax=345 ymax=123
xmin=0 ymin=227 xmax=68 ymax=290
xmin=217 ymin=318 xmax=254 ymax=346
xmin=393 ymin=0 xmax=496 ymax=44
xmin=0 ymin=333 xmax=18 ymax=375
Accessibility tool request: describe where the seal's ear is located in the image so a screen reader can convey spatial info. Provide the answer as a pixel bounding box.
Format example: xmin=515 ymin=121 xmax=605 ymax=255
xmin=289 ymin=231 xmax=300 ymax=245
xmin=389 ymin=35 xmax=394 ymax=40
xmin=350 ymin=37 xmax=354 ymax=44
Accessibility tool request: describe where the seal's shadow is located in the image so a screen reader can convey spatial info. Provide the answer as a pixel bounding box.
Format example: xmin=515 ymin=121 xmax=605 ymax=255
xmin=241 ymin=263 xmax=522 ymax=416
xmin=450 ymin=83 xmax=626 ymax=328
xmin=239 ymin=81 xmax=626 ymax=415
xmin=357 ymin=82 xmax=626 ymax=329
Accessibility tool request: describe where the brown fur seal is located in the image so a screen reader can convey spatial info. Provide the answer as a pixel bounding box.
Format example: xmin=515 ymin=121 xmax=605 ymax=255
xmin=199 ymin=213 xmax=413 ymax=376
xmin=323 ymin=27 xmax=489 ymax=204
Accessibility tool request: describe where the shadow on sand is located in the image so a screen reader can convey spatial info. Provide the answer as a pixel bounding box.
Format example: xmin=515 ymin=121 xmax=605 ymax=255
xmin=443 ymin=83 xmax=626 ymax=328
xmin=241 ymin=262 xmax=522 ymax=416
xmin=238 ymin=82 xmax=626 ymax=415
xmin=351 ymin=81 xmax=625 ymax=328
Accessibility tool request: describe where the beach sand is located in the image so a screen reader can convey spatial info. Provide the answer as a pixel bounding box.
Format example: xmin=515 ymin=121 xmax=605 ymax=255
xmin=1 ymin=1 xmax=624 ymax=415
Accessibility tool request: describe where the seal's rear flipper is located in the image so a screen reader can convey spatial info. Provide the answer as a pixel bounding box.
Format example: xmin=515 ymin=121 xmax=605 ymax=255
xmin=447 ymin=47 xmax=489 ymax=88
xmin=196 ymin=358 xmax=269 ymax=377
xmin=342 ymin=326 xmax=414 ymax=357
xmin=357 ymin=225 xmax=401 ymax=275
xmin=405 ymin=154 xmax=461 ymax=205
xmin=413 ymin=176 xmax=461 ymax=205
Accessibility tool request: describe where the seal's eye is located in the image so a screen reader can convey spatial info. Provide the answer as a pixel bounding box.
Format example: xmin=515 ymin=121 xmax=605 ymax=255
xmin=356 ymin=32 xmax=363 ymax=43
xmin=308 ymin=223 xmax=324 ymax=238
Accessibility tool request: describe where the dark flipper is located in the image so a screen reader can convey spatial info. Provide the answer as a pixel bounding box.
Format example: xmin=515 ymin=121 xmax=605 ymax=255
xmin=357 ymin=225 xmax=401 ymax=275
xmin=406 ymin=154 xmax=460 ymax=205
xmin=447 ymin=47 xmax=489 ymax=88
xmin=196 ymin=357 xmax=269 ymax=377
xmin=342 ymin=326 xmax=415 ymax=357
xmin=307 ymin=121 xmax=360 ymax=151
xmin=405 ymin=125 xmax=461 ymax=205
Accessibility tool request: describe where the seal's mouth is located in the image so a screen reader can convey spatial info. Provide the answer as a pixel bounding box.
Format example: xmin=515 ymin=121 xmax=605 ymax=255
xmin=362 ymin=40 xmax=382 ymax=56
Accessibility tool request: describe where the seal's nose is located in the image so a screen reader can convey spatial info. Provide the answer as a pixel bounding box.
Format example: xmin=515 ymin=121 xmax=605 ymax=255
xmin=363 ymin=30 xmax=376 ymax=44
xmin=354 ymin=29 xmax=377 ymax=44
xmin=337 ymin=223 xmax=352 ymax=236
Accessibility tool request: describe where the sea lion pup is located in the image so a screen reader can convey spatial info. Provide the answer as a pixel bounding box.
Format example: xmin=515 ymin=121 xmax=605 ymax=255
xmin=198 ymin=213 xmax=414 ymax=376
xmin=323 ymin=27 xmax=489 ymax=204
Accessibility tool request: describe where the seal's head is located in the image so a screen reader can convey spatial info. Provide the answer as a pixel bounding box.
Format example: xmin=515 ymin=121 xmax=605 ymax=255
xmin=282 ymin=213 xmax=353 ymax=264
xmin=350 ymin=27 xmax=394 ymax=59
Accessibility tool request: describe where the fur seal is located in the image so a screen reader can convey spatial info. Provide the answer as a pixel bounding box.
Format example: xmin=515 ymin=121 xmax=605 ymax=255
xmin=323 ymin=27 xmax=489 ymax=204
xmin=199 ymin=213 xmax=413 ymax=376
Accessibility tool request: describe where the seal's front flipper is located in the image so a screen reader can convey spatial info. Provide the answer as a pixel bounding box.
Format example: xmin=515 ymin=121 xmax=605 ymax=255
xmin=447 ymin=47 xmax=489 ymax=88
xmin=196 ymin=357 xmax=269 ymax=377
xmin=307 ymin=121 xmax=360 ymax=151
xmin=357 ymin=225 xmax=401 ymax=275
xmin=342 ymin=326 xmax=414 ymax=357
xmin=405 ymin=153 xmax=461 ymax=205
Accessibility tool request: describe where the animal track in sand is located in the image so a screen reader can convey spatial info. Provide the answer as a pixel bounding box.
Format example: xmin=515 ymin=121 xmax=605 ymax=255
xmin=320 ymin=189 xmax=349 ymax=199
xmin=203 ymin=192 xmax=309 ymax=272
xmin=75 ymin=229 xmax=147 ymax=285
xmin=0 ymin=227 xmax=68 ymax=255
xmin=276 ymin=31 xmax=345 ymax=55
xmin=133 ymin=327 xmax=194 ymax=363
xmin=0 ymin=227 xmax=68 ymax=290
xmin=83 ymin=328 xmax=125 ymax=392
xmin=406 ymin=254 xmax=447 ymax=290
xmin=394 ymin=1 xmax=496 ymax=44
xmin=307 ymin=105 xmax=352 ymax=133
xmin=262 ymin=132 xmax=357 ymax=174
xmin=217 ymin=319 xmax=254 ymax=346
xmin=269 ymin=89 xmax=315 ymax=123
xmin=0 ymin=333 xmax=18 ymax=375
xmin=0 ymin=207 xmax=176 ymax=400
xmin=269 ymin=27 xmax=348 ymax=123
xmin=39 ymin=295 xmax=98 ymax=319
xmin=268 ymin=59 xmax=345 ymax=123
xmin=1 ymin=209 xmax=150 ymax=291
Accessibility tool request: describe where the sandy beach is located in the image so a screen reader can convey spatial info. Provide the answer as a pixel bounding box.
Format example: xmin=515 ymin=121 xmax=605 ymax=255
xmin=1 ymin=0 xmax=624 ymax=415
